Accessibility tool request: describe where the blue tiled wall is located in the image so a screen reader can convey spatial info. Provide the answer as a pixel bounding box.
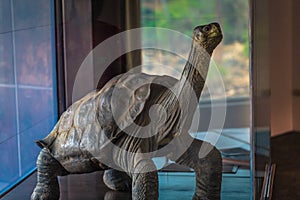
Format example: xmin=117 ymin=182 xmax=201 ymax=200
xmin=0 ymin=0 xmax=57 ymax=194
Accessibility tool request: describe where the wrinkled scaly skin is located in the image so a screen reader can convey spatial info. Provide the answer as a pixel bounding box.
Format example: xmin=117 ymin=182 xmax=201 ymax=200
xmin=31 ymin=23 xmax=223 ymax=200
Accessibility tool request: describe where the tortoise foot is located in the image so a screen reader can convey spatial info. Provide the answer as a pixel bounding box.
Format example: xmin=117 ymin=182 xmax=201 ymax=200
xmin=31 ymin=148 xmax=68 ymax=200
xmin=31 ymin=184 xmax=59 ymax=200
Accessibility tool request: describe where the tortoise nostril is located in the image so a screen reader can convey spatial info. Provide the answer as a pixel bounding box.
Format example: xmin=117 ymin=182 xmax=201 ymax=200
xmin=193 ymin=31 xmax=202 ymax=40
xmin=193 ymin=26 xmax=203 ymax=38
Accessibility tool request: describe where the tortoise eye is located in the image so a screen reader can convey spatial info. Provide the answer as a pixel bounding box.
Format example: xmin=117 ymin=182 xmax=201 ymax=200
xmin=203 ymin=25 xmax=211 ymax=32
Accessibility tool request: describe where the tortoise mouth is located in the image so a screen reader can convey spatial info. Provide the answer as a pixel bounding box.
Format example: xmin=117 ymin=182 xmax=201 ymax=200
xmin=211 ymin=33 xmax=223 ymax=41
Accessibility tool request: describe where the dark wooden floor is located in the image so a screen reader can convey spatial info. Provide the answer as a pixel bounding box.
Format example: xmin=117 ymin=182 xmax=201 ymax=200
xmin=271 ymin=131 xmax=300 ymax=200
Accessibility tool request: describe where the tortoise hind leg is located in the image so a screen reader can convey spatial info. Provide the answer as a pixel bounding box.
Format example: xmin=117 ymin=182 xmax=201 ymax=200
xmin=131 ymin=159 xmax=158 ymax=200
xmin=103 ymin=169 xmax=132 ymax=192
xmin=31 ymin=148 xmax=69 ymax=200
xmin=173 ymin=138 xmax=222 ymax=200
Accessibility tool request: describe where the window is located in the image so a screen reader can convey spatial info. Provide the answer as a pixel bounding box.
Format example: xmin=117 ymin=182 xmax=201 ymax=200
xmin=141 ymin=0 xmax=249 ymax=100
xmin=0 ymin=0 xmax=57 ymax=195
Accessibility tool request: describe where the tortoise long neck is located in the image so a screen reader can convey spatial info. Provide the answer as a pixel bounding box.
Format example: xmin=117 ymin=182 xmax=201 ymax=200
xmin=179 ymin=42 xmax=212 ymax=99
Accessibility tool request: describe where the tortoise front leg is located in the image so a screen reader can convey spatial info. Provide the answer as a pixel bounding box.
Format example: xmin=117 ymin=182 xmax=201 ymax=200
xmin=131 ymin=159 xmax=158 ymax=200
xmin=174 ymin=138 xmax=222 ymax=200
xmin=31 ymin=148 xmax=68 ymax=200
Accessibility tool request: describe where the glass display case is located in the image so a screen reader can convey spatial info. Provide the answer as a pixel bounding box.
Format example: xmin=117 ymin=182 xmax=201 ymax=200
xmin=56 ymin=0 xmax=271 ymax=199
xmin=0 ymin=0 xmax=271 ymax=199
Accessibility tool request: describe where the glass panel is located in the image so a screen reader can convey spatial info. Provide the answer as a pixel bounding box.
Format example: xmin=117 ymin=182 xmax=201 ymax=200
xmin=0 ymin=135 xmax=19 ymax=193
xmin=141 ymin=0 xmax=250 ymax=100
xmin=15 ymin=27 xmax=54 ymax=87
xmin=0 ymin=0 xmax=12 ymax=34
xmin=19 ymin=116 xmax=55 ymax=175
xmin=0 ymin=0 xmax=57 ymax=195
xmin=140 ymin=0 xmax=251 ymax=199
xmin=0 ymin=87 xmax=17 ymax=144
xmin=251 ymin=0 xmax=271 ymax=198
xmin=17 ymin=88 xmax=55 ymax=134
xmin=12 ymin=0 xmax=51 ymax=30
xmin=0 ymin=33 xmax=14 ymax=84
xmin=15 ymin=26 xmax=55 ymax=132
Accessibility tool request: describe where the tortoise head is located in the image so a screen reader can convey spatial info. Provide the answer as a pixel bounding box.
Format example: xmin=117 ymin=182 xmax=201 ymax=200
xmin=193 ymin=22 xmax=223 ymax=54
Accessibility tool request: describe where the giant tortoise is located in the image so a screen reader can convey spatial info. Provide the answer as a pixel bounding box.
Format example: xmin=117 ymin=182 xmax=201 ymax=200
xmin=31 ymin=22 xmax=223 ymax=200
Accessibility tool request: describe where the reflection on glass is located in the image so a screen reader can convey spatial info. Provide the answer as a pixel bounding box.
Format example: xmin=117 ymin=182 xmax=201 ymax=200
xmin=19 ymin=118 xmax=55 ymax=175
xmin=141 ymin=0 xmax=249 ymax=100
xmin=15 ymin=27 xmax=54 ymax=87
xmin=141 ymin=1 xmax=251 ymax=199
xmin=18 ymin=89 xmax=55 ymax=134
xmin=0 ymin=33 xmax=14 ymax=84
xmin=0 ymin=136 xmax=19 ymax=189
xmin=0 ymin=0 xmax=12 ymax=34
xmin=0 ymin=0 xmax=57 ymax=195
xmin=0 ymin=88 xmax=17 ymax=143
xmin=12 ymin=0 xmax=51 ymax=31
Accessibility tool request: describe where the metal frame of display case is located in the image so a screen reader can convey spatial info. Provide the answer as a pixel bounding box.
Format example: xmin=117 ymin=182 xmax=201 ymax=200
xmin=250 ymin=0 xmax=272 ymax=199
